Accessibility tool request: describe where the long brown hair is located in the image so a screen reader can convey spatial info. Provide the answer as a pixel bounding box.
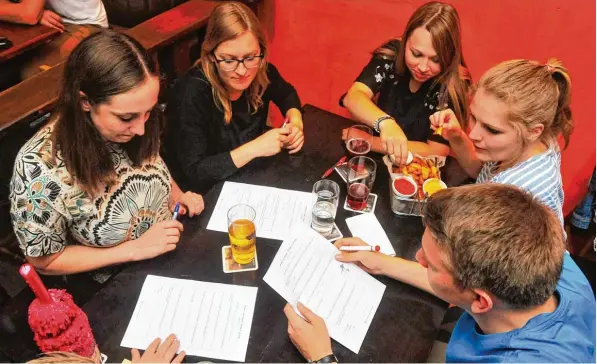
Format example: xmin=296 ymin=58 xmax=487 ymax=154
xmin=197 ymin=1 xmax=269 ymax=124
xmin=51 ymin=30 xmax=162 ymax=195
xmin=476 ymin=58 xmax=573 ymax=150
xmin=375 ymin=2 xmax=470 ymax=129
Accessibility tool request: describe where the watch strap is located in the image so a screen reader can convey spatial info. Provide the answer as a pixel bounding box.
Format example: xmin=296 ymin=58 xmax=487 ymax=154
xmin=374 ymin=115 xmax=394 ymax=133
xmin=311 ymin=353 xmax=338 ymax=363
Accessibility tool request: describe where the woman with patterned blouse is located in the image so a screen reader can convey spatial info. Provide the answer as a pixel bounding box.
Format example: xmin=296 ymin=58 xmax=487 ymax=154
xmin=341 ymin=2 xmax=471 ymax=165
xmin=9 ymin=30 xmax=204 ymax=275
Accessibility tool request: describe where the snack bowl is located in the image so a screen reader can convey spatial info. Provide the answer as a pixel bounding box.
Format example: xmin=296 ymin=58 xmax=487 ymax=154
xmin=392 ymin=175 xmax=417 ymax=198
xmin=422 ymin=178 xmax=448 ymax=197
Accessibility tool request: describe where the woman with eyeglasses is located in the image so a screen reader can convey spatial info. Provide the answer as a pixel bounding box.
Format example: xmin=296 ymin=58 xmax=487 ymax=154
xmin=340 ymin=1 xmax=471 ymax=165
xmin=163 ymin=2 xmax=304 ymax=193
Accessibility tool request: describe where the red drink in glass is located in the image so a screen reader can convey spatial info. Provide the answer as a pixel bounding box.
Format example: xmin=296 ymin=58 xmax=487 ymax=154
xmin=346 ymin=138 xmax=371 ymax=157
xmin=347 ymin=183 xmax=369 ymax=210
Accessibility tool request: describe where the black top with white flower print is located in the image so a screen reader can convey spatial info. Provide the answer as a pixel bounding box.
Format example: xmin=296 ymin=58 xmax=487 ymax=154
xmin=345 ymin=39 xmax=449 ymax=145
xmin=9 ymin=123 xmax=172 ymax=257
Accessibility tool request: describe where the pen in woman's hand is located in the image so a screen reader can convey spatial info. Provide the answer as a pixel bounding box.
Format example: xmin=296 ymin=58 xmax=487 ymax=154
xmin=172 ymin=202 xmax=180 ymax=220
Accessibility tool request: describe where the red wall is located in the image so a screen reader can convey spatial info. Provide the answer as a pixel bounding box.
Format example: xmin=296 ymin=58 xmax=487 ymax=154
xmin=262 ymin=0 xmax=596 ymax=215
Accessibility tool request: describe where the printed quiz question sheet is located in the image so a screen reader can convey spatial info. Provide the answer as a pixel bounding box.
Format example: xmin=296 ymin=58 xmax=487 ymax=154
xmin=207 ymin=181 xmax=313 ymax=240
xmin=121 ymin=275 xmax=257 ymax=362
xmin=264 ymin=225 xmax=386 ymax=353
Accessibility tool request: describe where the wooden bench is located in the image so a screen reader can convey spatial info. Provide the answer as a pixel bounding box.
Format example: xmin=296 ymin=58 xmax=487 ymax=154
xmin=0 ymin=0 xmax=218 ymax=307
xmin=0 ymin=0 xmax=217 ymax=132
xmin=0 ymin=22 xmax=60 ymax=63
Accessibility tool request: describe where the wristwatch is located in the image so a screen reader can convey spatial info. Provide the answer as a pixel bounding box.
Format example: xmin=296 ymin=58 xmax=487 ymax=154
xmin=374 ymin=115 xmax=394 ymax=133
xmin=309 ymin=353 xmax=339 ymax=363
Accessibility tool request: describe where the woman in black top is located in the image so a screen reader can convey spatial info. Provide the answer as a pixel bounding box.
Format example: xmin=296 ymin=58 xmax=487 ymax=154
xmin=163 ymin=2 xmax=303 ymax=193
xmin=341 ymin=2 xmax=471 ymax=165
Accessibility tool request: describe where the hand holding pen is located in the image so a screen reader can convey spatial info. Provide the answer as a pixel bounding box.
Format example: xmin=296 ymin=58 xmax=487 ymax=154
xmin=333 ymin=237 xmax=389 ymax=275
xmin=171 ymin=192 xmax=205 ymax=218
xmin=172 ymin=202 xmax=180 ymax=220
xmin=280 ymin=116 xmax=305 ymax=154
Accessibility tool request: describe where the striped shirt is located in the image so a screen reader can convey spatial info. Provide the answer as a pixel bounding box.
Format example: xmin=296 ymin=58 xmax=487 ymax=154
xmin=476 ymin=146 xmax=564 ymax=226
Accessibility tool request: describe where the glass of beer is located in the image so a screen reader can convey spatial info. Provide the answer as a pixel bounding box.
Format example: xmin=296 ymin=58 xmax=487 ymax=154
xmin=346 ymin=125 xmax=372 ymax=156
xmin=347 ymin=156 xmax=377 ymax=211
xmin=227 ymin=204 xmax=257 ymax=264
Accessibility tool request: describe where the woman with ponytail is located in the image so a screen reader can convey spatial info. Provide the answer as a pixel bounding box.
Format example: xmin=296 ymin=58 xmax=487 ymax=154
xmin=430 ymin=58 xmax=573 ymax=225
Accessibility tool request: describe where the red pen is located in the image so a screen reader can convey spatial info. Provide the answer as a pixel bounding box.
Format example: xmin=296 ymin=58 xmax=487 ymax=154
xmin=321 ymin=156 xmax=347 ymax=179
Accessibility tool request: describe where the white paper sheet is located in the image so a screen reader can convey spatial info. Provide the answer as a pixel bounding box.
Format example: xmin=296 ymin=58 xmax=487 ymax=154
xmin=263 ymin=225 xmax=386 ymax=354
xmin=345 ymin=213 xmax=396 ymax=256
xmin=207 ymin=181 xmax=313 ymax=240
xmin=121 ymin=275 xmax=257 ymax=362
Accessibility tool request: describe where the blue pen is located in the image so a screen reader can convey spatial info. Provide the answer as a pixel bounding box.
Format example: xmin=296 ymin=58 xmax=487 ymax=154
xmin=172 ymin=202 xmax=180 ymax=220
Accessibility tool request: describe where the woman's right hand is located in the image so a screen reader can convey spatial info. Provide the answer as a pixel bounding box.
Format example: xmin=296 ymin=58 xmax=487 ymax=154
xmin=379 ymin=119 xmax=409 ymax=165
xmin=252 ymin=128 xmax=290 ymax=157
xmin=128 ymin=220 xmax=184 ymax=261
xmin=429 ymin=109 xmax=462 ymax=141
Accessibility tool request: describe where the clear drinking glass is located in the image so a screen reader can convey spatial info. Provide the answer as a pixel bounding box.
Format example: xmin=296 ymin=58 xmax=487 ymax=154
xmin=346 ymin=125 xmax=373 ymax=156
xmin=347 ymin=156 xmax=377 ymax=211
xmin=311 ymin=179 xmax=340 ymax=234
xmin=227 ymin=204 xmax=257 ymax=264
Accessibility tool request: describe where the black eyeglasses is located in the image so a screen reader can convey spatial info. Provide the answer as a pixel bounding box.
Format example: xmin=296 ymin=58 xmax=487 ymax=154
xmin=213 ymin=53 xmax=264 ymax=71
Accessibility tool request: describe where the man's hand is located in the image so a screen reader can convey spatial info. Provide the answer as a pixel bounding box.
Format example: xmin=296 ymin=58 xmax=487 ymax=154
xmin=334 ymin=237 xmax=391 ymax=275
xmin=284 ymin=303 xmax=334 ymax=362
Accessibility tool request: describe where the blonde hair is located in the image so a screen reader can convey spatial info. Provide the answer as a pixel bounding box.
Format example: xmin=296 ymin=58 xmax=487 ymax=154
xmin=28 ymin=351 xmax=96 ymax=364
xmin=375 ymin=2 xmax=471 ymax=129
xmin=423 ymin=184 xmax=565 ymax=309
xmin=476 ymin=58 xmax=573 ymax=152
xmin=197 ymin=2 xmax=269 ymax=124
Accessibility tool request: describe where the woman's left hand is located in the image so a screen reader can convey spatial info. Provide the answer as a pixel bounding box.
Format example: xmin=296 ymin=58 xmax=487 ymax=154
xmin=282 ymin=114 xmax=304 ymax=154
xmin=170 ymin=191 xmax=205 ymax=217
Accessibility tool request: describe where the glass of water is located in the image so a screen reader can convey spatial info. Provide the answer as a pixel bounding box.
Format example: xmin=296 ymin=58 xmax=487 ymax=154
xmin=311 ymin=179 xmax=340 ymax=234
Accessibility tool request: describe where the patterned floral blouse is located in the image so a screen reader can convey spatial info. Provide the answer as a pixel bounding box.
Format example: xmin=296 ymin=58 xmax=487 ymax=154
xmin=10 ymin=124 xmax=172 ymax=257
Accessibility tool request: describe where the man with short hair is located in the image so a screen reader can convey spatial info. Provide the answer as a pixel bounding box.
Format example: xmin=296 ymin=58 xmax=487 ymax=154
xmin=285 ymin=184 xmax=595 ymax=363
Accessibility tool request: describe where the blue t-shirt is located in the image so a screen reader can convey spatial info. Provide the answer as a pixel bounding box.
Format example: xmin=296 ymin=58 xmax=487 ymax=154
xmin=446 ymin=254 xmax=596 ymax=363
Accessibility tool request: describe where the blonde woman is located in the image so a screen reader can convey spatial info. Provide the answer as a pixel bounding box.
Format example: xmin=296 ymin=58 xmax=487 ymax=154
xmin=163 ymin=2 xmax=304 ymax=193
xmin=341 ymin=1 xmax=471 ymax=165
xmin=430 ymin=59 xmax=573 ymax=225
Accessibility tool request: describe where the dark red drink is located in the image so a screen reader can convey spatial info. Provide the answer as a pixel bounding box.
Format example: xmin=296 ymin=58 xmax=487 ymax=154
xmin=347 ymin=138 xmax=371 ymax=156
xmin=347 ymin=183 xmax=369 ymax=210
